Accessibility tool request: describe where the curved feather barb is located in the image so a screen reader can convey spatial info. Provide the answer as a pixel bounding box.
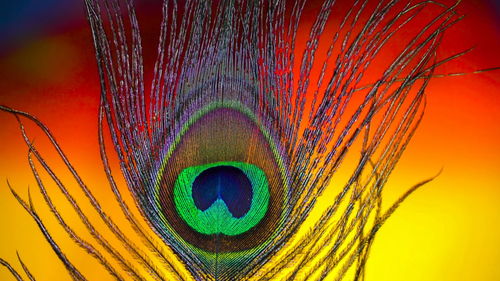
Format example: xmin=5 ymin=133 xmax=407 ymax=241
xmin=1 ymin=0 xmax=465 ymax=280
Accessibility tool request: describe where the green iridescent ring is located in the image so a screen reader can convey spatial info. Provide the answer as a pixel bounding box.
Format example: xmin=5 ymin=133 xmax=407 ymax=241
xmin=173 ymin=161 xmax=270 ymax=236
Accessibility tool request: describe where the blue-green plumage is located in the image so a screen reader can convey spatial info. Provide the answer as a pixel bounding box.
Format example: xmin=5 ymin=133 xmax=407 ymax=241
xmin=174 ymin=162 xmax=269 ymax=235
xmin=0 ymin=0 xmax=465 ymax=280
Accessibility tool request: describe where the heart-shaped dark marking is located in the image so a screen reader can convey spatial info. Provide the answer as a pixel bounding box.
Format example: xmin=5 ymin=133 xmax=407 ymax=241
xmin=192 ymin=166 xmax=253 ymax=218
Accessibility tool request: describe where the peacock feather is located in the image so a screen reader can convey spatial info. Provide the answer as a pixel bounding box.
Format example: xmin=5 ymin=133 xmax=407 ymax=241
xmin=0 ymin=0 xmax=467 ymax=280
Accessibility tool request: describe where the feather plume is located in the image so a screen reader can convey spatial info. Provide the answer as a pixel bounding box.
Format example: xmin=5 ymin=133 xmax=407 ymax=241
xmin=1 ymin=0 xmax=466 ymax=280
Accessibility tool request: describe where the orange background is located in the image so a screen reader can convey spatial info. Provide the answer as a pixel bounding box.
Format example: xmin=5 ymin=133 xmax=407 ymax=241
xmin=0 ymin=0 xmax=499 ymax=280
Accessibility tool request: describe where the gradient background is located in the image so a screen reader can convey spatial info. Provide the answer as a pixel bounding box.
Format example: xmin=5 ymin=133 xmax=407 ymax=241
xmin=0 ymin=0 xmax=499 ymax=280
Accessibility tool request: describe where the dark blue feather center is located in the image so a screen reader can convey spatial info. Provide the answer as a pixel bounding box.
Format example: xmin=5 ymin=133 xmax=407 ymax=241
xmin=192 ymin=166 xmax=253 ymax=218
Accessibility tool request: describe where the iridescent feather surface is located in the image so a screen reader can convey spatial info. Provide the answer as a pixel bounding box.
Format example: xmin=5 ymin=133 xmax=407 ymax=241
xmin=0 ymin=0 xmax=467 ymax=280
